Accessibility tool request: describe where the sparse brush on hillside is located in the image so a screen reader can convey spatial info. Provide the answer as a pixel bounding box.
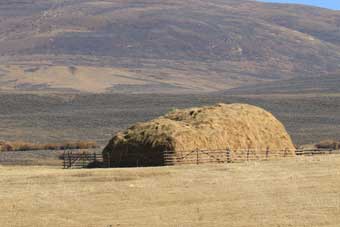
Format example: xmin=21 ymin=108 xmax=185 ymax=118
xmin=0 ymin=141 xmax=98 ymax=152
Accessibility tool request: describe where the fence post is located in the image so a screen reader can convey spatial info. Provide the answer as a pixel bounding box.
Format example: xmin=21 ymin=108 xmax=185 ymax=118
xmin=68 ymin=151 xmax=71 ymax=168
xmin=247 ymin=149 xmax=249 ymax=161
xmin=226 ymin=148 xmax=231 ymax=163
xmin=82 ymin=151 xmax=85 ymax=167
xmin=63 ymin=150 xmax=66 ymax=169
xmin=266 ymin=147 xmax=269 ymax=160
xmin=196 ymin=149 xmax=199 ymax=165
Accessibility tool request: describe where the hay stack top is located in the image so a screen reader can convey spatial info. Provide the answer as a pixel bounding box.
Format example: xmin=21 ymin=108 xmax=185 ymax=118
xmin=104 ymin=103 xmax=295 ymax=155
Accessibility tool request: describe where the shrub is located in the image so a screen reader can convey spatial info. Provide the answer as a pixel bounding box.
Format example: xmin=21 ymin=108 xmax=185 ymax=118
xmin=0 ymin=141 xmax=98 ymax=152
xmin=316 ymin=140 xmax=340 ymax=149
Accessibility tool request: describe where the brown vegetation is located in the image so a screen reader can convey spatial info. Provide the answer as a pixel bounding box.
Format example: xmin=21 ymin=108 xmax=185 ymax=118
xmin=316 ymin=140 xmax=340 ymax=149
xmin=0 ymin=141 xmax=98 ymax=152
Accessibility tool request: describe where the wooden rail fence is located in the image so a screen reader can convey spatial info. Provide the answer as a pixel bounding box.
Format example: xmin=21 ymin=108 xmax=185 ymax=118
xmin=63 ymin=148 xmax=340 ymax=168
xmin=164 ymin=148 xmax=340 ymax=165
xmin=63 ymin=151 xmax=103 ymax=169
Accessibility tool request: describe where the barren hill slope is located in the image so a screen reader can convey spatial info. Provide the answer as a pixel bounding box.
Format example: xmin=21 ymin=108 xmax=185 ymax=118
xmin=0 ymin=0 xmax=340 ymax=93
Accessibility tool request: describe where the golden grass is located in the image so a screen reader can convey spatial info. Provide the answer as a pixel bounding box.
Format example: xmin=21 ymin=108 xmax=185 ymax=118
xmin=1 ymin=156 xmax=340 ymax=226
xmin=0 ymin=141 xmax=98 ymax=152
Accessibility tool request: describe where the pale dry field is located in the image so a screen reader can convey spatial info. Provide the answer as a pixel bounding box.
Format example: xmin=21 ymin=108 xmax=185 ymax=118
xmin=1 ymin=156 xmax=340 ymax=227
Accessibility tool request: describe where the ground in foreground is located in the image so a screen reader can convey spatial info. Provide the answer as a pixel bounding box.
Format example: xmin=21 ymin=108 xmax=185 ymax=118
xmin=1 ymin=156 xmax=340 ymax=227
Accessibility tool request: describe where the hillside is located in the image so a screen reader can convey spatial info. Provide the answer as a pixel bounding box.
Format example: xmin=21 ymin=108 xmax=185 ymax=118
xmin=0 ymin=0 xmax=340 ymax=93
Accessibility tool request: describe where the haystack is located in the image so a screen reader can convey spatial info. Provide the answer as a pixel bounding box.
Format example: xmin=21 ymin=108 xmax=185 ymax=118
xmin=103 ymin=103 xmax=295 ymax=166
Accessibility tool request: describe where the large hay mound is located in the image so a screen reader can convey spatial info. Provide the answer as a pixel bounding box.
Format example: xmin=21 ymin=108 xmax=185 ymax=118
xmin=103 ymin=103 xmax=295 ymax=166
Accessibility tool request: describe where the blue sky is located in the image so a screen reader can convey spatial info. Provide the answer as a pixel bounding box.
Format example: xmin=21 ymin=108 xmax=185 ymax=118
xmin=258 ymin=0 xmax=340 ymax=10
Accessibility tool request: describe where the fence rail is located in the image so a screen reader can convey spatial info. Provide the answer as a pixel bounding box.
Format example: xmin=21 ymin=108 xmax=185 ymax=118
xmin=62 ymin=148 xmax=340 ymax=168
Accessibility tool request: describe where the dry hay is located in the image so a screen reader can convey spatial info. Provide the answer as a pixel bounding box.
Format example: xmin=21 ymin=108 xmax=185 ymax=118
xmin=103 ymin=103 xmax=295 ymax=166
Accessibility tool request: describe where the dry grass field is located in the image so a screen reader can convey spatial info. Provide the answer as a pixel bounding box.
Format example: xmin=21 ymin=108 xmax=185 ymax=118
xmin=1 ymin=156 xmax=340 ymax=227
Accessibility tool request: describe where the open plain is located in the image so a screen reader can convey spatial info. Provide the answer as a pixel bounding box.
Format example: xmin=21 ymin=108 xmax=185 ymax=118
xmin=1 ymin=155 xmax=340 ymax=227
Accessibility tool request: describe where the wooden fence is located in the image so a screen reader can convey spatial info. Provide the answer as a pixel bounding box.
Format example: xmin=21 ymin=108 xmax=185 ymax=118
xmin=164 ymin=148 xmax=340 ymax=166
xmin=62 ymin=148 xmax=340 ymax=168
xmin=165 ymin=149 xmax=286 ymax=165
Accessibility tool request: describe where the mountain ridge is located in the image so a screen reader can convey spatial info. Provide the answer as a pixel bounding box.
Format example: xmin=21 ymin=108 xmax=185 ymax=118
xmin=0 ymin=0 xmax=339 ymax=93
